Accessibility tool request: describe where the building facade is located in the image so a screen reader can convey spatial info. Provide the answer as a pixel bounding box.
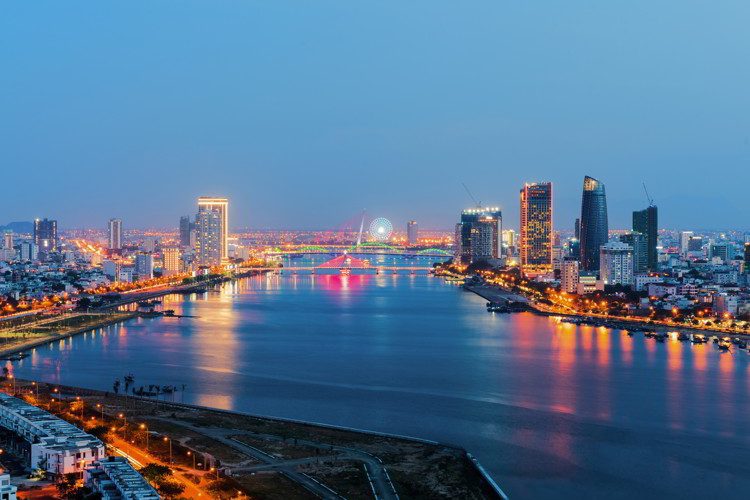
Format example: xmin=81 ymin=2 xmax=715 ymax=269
xmin=162 ymin=246 xmax=182 ymax=275
xmin=84 ymin=457 xmax=160 ymax=499
xmin=632 ymin=205 xmax=658 ymax=271
xmin=406 ymin=221 xmax=418 ymax=246
xmin=519 ymin=182 xmax=553 ymax=276
xmin=179 ymin=215 xmax=194 ymax=248
xmin=599 ymin=241 xmax=634 ymax=286
xmin=107 ymin=219 xmax=122 ymax=250
xmin=455 ymin=207 xmax=502 ymax=265
xmin=620 ymin=232 xmax=647 ymax=274
xmin=560 ymin=258 xmax=580 ymax=294
xmin=134 ymin=253 xmax=154 ymax=280
xmin=579 ymin=176 xmax=608 ymax=271
xmin=33 ymin=218 xmax=57 ymax=253
xmin=196 ymin=197 xmax=228 ymax=264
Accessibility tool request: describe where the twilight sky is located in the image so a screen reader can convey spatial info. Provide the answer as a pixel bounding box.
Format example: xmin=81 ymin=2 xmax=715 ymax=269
xmin=2 ymin=1 xmax=749 ymax=231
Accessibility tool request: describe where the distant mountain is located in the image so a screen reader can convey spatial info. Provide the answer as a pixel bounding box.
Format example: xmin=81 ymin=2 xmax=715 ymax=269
xmin=0 ymin=221 xmax=33 ymax=234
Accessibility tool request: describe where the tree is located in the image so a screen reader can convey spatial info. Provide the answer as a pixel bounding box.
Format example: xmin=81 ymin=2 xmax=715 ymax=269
xmin=56 ymin=472 xmax=79 ymax=498
xmin=140 ymin=463 xmax=172 ymax=483
xmin=157 ymin=480 xmax=186 ymax=499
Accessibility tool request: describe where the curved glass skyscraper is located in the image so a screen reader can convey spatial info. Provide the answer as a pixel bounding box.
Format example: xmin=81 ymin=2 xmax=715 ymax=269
xmin=579 ymin=176 xmax=608 ymax=271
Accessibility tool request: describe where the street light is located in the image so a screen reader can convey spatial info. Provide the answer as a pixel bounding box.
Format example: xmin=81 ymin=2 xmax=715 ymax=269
xmin=140 ymin=424 xmax=149 ymax=451
xmin=96 ymin=403 xmax=104 ymax=422
xmin=187 ymin=450 xmax=196 ymax=469
xmin=118 ymin=413 xmax=127 ymax=439
xmin=163 ymin=436 xmax=172 ymax=464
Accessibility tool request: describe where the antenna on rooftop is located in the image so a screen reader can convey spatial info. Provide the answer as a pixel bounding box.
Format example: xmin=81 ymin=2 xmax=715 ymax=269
xmin=461 ymin=182 xmax=482 ymax=208
xmin=642 ymin=182 xmax=654 ymax=207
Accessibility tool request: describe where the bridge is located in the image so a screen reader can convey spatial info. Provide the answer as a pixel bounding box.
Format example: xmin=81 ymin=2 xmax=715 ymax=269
xmin=265 ymin=242 xmax=452 ymax=258
xmin=256 ymin=266 xmax=434 ymax=275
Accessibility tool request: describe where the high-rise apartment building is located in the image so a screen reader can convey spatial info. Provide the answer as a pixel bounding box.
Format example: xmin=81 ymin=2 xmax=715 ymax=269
xmin=600 ymin=241 xmax=634 ymax=286
xmin=710 ymin=243 xmax=730 ymax=263
xmin=519 ymin=182 xmax=553 ymax=276
xmin=2 ymin=231 xmax=12 ymax=250
xmin=162 ymin=246 xmax=182 ymax=275
xmin=406 ymin=221 xmax=419 ymax=246
xmin=134 ymin=253 xmax=154 ymax=280
xmin=620 ymin=232 xmax=647 ymax=274
xmin=19 ymin=242 xmax=37 ymax=262
xmin=455 ymin=207 xmax=502 ymax=265
xmin=195 ymin=209 xmax=222 ymax=266
xmin=579 ymin=176 xmax=608 ymax=272
xmin=196 ymin=197 xmax=228 ymax=262
xmin=108 ymin=218 xmax=122 ymax=250
xmin=633 ymin=205 xmax=658 ymax=271
xmin=745 ymin=243 xmax=750 ymax=273
xmin=179 ymin=216 xmax=194 ymax=248
xmin=33 ymin=218 xmax=57 ymax=253
xmin=560 ymin=258 xmax=580 ymax=294
xmin=688 ymin=236 xmax=703 ymax=252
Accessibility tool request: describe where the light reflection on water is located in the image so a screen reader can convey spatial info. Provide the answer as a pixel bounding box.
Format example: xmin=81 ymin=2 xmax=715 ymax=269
xmin=10 ymin=273 xmax=750 ymax=499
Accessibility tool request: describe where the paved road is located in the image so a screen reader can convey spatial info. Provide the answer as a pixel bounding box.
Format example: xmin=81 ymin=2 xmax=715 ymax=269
xmin=161 ymin=419 xmax=399 ymax=500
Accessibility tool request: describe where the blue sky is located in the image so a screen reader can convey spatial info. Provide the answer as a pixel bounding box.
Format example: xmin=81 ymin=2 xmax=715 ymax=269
xmin=1 ymin=1 xmax=749 ymax=231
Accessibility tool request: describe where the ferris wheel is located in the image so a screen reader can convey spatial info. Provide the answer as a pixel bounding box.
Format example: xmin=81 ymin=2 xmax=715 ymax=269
xmin=369 ymin=217 xmax=393 ymax=241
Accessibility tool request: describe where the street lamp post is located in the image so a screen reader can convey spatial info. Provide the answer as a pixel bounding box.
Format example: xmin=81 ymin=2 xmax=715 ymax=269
xmin=164 ymin=436 xmax=172 ymax=464
xmin=140 ymin=424 xmax=149 ymax=451
xmin=119 ymin=413 xmax=127 ymax=439
xmin=187 ymin=450 xmax=196 ymax=469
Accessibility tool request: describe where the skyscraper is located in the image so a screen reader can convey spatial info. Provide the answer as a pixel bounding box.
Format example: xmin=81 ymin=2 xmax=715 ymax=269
xmin=633 ymin=205 xmax=658 ymax=271
xmin=196 ymin=197 xmax=228 ymax=262
xmin=579 ymin=176 xmax=608 ymax=271
xmin=560 ymin=258 xmax=580 ymax=294
xmin=679 ymin=231 xmax=694 ymax=255
xmin=179 ymin=216 xmax=194 ymax=248
xmin=2 ymin=231 xmax=12 ymax=250
xmin=108 ymin=218 xmax=122 ymax=250
xmin=745 ymin=243 xmax=750 ymax=273
xmin=134 ymin=253 xmax=154 ymax=280
xmin=162 ymin=246 xmax=182 ymax=275
xmin=195 ymin=209 xmax=222 ymax=266
xmin=455 ymin=207 xmax=502 ymax=265
xmin=519 ymin=182 xmax=553 ymax=276
xmin=33 ymin=218 xmax=57 ymax=253
xmin=406 ymin=221 xmax=419 ymax=245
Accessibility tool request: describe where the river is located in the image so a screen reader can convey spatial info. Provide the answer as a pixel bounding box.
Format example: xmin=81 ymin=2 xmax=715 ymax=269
xmin=10 ymin=267 xmax=750 ymax=499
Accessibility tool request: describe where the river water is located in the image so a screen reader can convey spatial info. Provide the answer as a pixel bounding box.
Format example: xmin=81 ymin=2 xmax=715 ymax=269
xmin=10 ymin=263 xmax=750 ymax=498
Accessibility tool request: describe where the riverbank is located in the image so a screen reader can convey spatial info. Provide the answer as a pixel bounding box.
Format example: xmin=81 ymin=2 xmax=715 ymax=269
xmin=10 ymin=379 xmax=507 ymax=499
xmin=465 ymin=283 xmax=750 ymax=340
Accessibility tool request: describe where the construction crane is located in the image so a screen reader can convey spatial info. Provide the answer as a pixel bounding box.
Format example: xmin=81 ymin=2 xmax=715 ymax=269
xmin=462 ymin=182 xmax=482 ymax=208
xmin=642 ymin=182 xmax=654 ymax=207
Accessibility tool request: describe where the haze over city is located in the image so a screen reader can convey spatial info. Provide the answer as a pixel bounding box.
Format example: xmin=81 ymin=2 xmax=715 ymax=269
xmin=3 ymin=1 xmax=750 ymax=230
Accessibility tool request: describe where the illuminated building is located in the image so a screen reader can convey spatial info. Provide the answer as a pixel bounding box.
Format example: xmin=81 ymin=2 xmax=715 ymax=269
xmin=560 ymin=257 xmax=579 ymax=293
xmin=33 ymin=218 xmax=57 ymax=253
xmin=162 ymin=246 xmax=182 ymax=275
xmin=519 ymin=182 xmax=553 ymax=276
xmin=599 ymin=241 xmax=634 ymax=286
xmin=107 ymin=218 xmax=122 ymax=250
xmin=134 ymin=253 xmax=154 ymax=279
xmin=196 ymin=197 xmax=228 ymax=263
xmin=679 ymin=231 xmax=694 ymax=255
xmin=710 ymin=243 xmax=730 ymax=263
xmin=632 ymin=205 xmax=658 ymax=271
xmin=407 ymin=220 xmax=419 ymax=245
xmin=19 ymin=241 xmax=37 ymax=262
xmin=745 ymin=243 xmax=750 ymax=273
xmin=579 ymin=176 xmax=608 ymax=271
xmin=3 ymin=230 xmax=12 ymax=249
xmin=619 ymin=231 xmax=647 ymax=274
xmin=102 ymin=259 xmax=121 ymax=280
xmin=455 ymin=207 xmax=502 ymax=265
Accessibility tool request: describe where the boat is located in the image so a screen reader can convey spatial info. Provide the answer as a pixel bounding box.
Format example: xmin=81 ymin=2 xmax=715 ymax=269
xmin=718 ymin=343 xmax=731 ymax=352
xmin=677 ymin=332 xmax=690 ymax=341
xmin=627 ymin=331 xmax=635 ymax=337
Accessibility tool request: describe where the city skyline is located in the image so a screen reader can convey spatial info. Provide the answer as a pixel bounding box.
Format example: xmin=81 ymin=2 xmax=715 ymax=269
xmin=2 ymin=2 xmax=750 ymax=230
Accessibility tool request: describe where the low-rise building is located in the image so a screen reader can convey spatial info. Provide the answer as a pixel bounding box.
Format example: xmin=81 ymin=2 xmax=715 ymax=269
xmin=0 ymin=473 xmax=17 ymax=500
xmin=0 ymin=394 xmax=105 ymax=476
xmin=84 ymin=456 xmax=160 ymax=499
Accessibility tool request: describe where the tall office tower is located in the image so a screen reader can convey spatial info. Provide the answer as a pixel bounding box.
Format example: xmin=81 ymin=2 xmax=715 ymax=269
xmin=456 ymin=207 xmax=502 ymax=265
xmin=579 ymin=176 xmax=608 ymax=271
xmin=162 ymin=246 xmax=182 ymax=275
xmin=574 ymin=218 xmax=580 ymax=240
xmin=33 ymin=218 xmax=57 ymax=252
xmin=599 ymin=241 xmax=634 ymax=286
xmin=197 ymin=197 xmax=228 ymax=261
xmin=134 ymin=253 xmax=154 ymax=280
xmin=2 ymin=231 xmax=12 ymax=249
xmin=633 ymin=205 xmax=658 ymax=271
xmin=745 ymin=243 xmax=750 ymax=273
xmin=620 ymin=232 xmax=647 ymax=274
xmin=560 ymin=257 xmax=580 ymax=294
xmin=179 ymin=216 xmax=194 ymax=247
xmin=407 ymin=221 xmax=419 ymax=245
xmin=679 ymin=231 xmax=694 ymax=255
xmin=519 ymin=182 xmax=553 ymax=276
xmin=108 ymin=218 xmax=122 ymax=250
xmin=568 ymin=238 xmax=580 ymax=259
xmin=195 ymin=209 xmax=222 ymax=266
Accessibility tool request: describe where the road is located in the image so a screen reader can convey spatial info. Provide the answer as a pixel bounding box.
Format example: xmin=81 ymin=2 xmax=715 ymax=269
xmin=108 ymin=435 xmax=209 ymax=498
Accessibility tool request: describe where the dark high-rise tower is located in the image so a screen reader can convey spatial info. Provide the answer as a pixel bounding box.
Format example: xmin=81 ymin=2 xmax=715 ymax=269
xmin=519 ymin=182 xmax=553 ymax=276
xmin=633 ymin=205 xmax=658 ymax=271
xmin=33 ymin=218 xmax=57 ymax=252
xmin=579 ymin=176 xmax=608 ymax=271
